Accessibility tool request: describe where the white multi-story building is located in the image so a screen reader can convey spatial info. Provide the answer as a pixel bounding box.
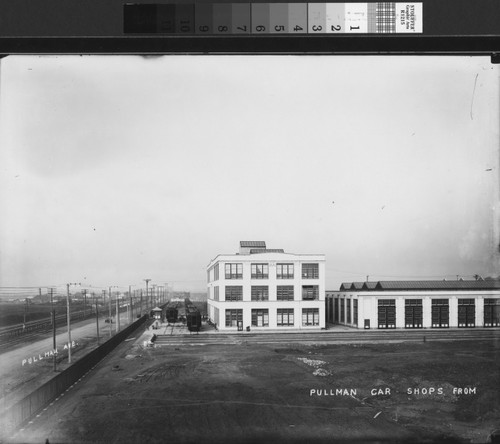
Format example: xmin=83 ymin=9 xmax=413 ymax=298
xmin=207 ymin=241 xmax=325 ymax=330
xmin=326 ymin=280 xmax=500 ymax=329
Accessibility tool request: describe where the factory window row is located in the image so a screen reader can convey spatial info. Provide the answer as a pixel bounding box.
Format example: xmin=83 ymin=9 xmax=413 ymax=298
xmin=207 ymin=263 xmax=220 ymax=283
xmin=223 ymin=285 xmax=319 ymax=301
xmin=225 ymin=308 xmax=319 ymax=328
xmin=329 ymin=297 xmax=500 ymax=329
xmin=222 ymin=263 xmax=320 ymax=280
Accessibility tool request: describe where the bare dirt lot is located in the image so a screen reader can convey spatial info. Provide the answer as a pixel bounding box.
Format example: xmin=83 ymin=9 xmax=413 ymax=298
xmin=9 ymin=334 xmax=500 ymax=444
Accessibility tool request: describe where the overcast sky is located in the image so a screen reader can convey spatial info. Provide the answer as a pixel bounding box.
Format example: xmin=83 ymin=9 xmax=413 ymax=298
xmin=0 ymin=55 xmax=498 ymax=294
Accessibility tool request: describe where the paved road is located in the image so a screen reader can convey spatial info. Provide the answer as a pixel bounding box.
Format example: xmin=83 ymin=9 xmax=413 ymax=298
xmin=0 ymin=309 xmax=142 ymax=409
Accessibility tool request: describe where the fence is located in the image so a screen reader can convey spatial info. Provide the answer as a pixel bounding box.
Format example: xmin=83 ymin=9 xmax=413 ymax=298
xmin=1 ymin=314 xmax=149 ymax=436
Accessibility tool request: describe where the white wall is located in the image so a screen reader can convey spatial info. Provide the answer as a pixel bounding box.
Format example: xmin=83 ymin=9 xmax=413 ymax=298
xmin=208 ymin=252 xmax=325 ymax=330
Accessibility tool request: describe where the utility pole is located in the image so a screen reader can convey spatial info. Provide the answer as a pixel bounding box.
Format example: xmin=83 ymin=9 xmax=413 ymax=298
xmin=82 ymin=289 xmax=86 ymax=319
xmin=144 ymin=279 xmax=151 ymax=314
xmin=50 ymin=286 xmax=56 ymax=371
xmin=109 ymin=286 xmax=113 ymax=323
xmin=152 ymin=284 xmax=157 ymax=307
xmin=116 ymin=291 xmax=120 ymax=332
xmin=23 ymin=298 xmax=28 ymax=327
xmin=66 ymin=282 xmax=80 ymax=364
xmin=104 ymin=289 xmax=111 ymax=338
xmin=52 ymin=308 xmax=57 ymax=371
xmin=108 ymin=286 xmax=118 ymax=333
xmin=94 ymin=292 xmax=100 ymax=345
xmin=129 ymin=285 xmax=134 ymax=322
xmin=140 ymin=289 xmax=143 ymax=317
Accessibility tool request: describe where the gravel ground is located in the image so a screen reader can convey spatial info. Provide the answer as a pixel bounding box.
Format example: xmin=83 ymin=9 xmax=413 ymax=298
xmin=6 ymin=330 xmax=500 ymax=444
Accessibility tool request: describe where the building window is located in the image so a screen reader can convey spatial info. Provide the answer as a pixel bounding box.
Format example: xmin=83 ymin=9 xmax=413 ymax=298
xmin=214 ymin=286 xmax=219 ymax=302
xmin=334 ymin=298 xmax=339 ymax=322
xmin=225 ymin=286 xmax=243 ymax=301
xmin=340 ymin=299 xmax=345 ymax=323
xmin=302 ymin=285 xmax=319 ymax=300
xmin=225 ymin=263 xmax=243 ymax=279
xmin=277 ymin=264 xmax=294 ymax=279
xmin=431 ymin=299 xmax=449 ymax=328
xmin=353 ymin=300 xmax=358 ymax=326
xmin=277 ymin=309 xmax=294 ymax=326
xmin=251 ymin=309 xmax=269 ymax=327
xmin=484 ymin=298 xmax=500 ymax=327
xmin=405 ymin=299 xmax=422 ymax=328
xmin=378 ymin=299 xmax=396 ymax=329
xmin=277 ymin=286 xmax=294 ymax=301
xmin=302 ymin=308 xmax=319 ymax=326
xmin=251 ymin=286 xmax=269 ymax=301
xmin=458 ymin=298 xmax=475 ymax=328
xmin=225 ymin=309 xmax=242 ymax=327
xmin=214 ymin=263 xmax=219 ymax=281
xmin=302 ymin=263 xmax=319 ymax=279
xmin=251 ymin=263 xmax=268 ymax=279
xmin=346 ymin=299 xmax=351 ymax=324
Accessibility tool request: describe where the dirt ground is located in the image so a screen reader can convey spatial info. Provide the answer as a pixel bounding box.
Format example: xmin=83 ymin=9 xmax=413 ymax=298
xmin=8 ymin=333 xmax=500 ymax=444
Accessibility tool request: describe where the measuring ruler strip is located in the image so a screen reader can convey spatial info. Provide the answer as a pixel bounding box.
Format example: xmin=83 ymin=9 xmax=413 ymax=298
xmin=124 ymin=2 xmax=423 ymax=34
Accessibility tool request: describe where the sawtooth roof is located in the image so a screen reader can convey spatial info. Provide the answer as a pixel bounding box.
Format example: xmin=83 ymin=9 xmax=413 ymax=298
xmin=338 ymin=280 xmax=500 ymax=291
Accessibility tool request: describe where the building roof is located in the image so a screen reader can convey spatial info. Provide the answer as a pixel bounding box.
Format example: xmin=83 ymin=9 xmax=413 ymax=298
xmin=250 ymin=248 xmax=285 ymax=254
xmin=374 ymin=280 xmax=500 ymax=291
xmin=240 ymin=241 xmax=266 ymax=248
xmin=338 ymin=280 xmax=500 ymax=292
xmin=340 ymin=282 xmax=376 ymax=291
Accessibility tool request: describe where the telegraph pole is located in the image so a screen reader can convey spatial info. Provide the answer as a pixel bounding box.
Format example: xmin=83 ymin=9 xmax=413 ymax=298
xmin=116 ymin=291 xmax=120 ymax=332
xmin=103 ymin=289 xmax=110 ymax=338
xmin=66 ymin=282 xmax=80 ymax=364
xmin=50 ymin=287 xmax=56 ymax=372
xmin=109 ymin=286 xmax=112 ymax=323
xmin=144 ymin=279 xmax=151 ymax=314
xmin=152 ymin=284 xmax=157 ymax=307
xmin=94 ymin=292 xmax=100 ymax=345
xmin=140 ymin=289 xmax=143 ymax=317
xmin=129 ymin=285 xmax=134 ymax=322
xmin=82 ymin=289 xmax=87 ymax=318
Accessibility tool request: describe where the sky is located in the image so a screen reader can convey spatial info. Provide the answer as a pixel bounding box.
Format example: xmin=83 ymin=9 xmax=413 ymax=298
xmin=0 ymin=55 xmax=498 ymax=295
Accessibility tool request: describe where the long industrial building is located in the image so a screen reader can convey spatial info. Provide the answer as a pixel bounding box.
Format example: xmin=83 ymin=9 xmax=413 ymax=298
xmin=207 ymin=241 xmax=325 ymax=330
xmin=326 ymin=280 xmax=500 ymax=329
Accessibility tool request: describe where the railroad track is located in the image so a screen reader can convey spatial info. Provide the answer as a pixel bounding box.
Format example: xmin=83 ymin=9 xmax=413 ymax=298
xmin=153 ymin=328 xmax=500 ymax=347
xmin=0 ymin=305 xmax=142 ymax=352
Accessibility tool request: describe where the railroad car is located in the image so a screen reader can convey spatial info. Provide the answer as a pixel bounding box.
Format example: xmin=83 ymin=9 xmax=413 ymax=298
xmin=166 ymin=306 xmax=178 ymax=324
xmin=185 ymin=298 xmax=201 ymax=332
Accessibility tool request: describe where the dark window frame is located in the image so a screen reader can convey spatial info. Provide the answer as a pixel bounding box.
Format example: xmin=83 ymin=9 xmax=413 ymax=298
xmin=302 ymin=263 xmax=319 ymax=279
xmin=251 ymin=309 xmax=269 ymax=327
xmin=251 ymin=285 xmax=269 ymax=301
xmin=277 ymin=263 xmax=294 ymax=279
xmin=225 ymin=263 xmax=243 ymax=280
xmin=225 ymin=286 xmax=243 ymax=301
xmin=277 ymin=285 xmax=294 ymax=301
xmin=251 ymin=263 xmax=269 ymax=279
xmin=302 ymin=285 xmax=319 ymax=300
xmin=277 ymin=308 xmax=294 ymax=327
